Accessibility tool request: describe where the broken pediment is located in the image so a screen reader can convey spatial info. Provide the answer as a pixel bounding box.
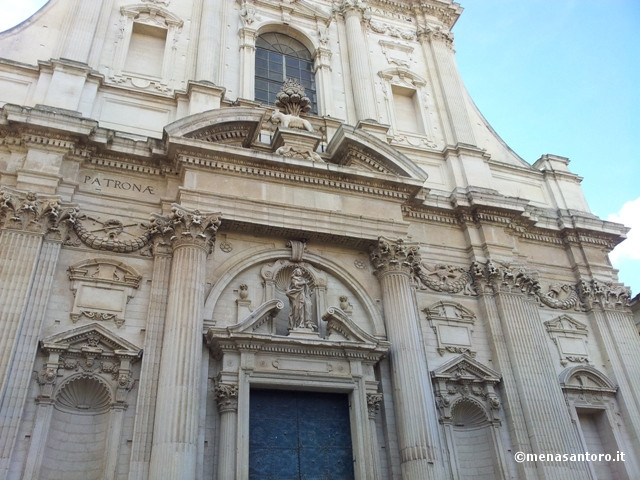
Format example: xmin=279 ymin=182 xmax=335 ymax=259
xmin=322 ymin=307 xmax=383 ymax=345
xmin=225 ymin=299 xmax=285 ymax=334
xmin=324 ymin=124 xmax=428 ymax=180
xmin=164 ymin=107 xmax=266 ymax=147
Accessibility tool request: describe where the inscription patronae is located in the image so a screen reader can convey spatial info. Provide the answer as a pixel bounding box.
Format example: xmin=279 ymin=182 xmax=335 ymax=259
xmin=83 ymin=175 xmax=155 ymax=195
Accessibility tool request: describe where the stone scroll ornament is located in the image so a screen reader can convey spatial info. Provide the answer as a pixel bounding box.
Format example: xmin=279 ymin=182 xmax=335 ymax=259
xmin=61 ymin=204 xmax=221 ymax=254
xmin=470 ymin=260 xmax=630 ymax=311
xmin=0 ymin=188 xmax=63 ymax=233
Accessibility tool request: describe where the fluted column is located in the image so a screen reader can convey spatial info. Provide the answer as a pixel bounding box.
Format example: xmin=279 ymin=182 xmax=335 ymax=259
xmin=476 ymin=261 xmax=589 ymax=479
xmin=579 ymin=281 xmax=640 ymax=456
xmin=128 ymin=241 xmax=173 ymax=480
xmin=215 ymin=383 xmax=239 ymax=479
xmin=338 ymin=1 xmax=377 ymax=121
xmin=370 ymin=238 xmax=439 ymax=480
xmin=0 ymin=237 xmax=63 ymax=479
xmin=470 ymin=263 xmax=536 ymax=479
xmin=0 ymin=191 xmax=62 ymax=478
xmin=148 ymin=205 xmax=221 ymax=480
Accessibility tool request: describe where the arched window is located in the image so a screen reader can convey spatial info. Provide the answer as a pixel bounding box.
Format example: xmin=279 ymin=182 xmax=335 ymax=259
xmin=255 ymin=32 xmax=317 ymax=113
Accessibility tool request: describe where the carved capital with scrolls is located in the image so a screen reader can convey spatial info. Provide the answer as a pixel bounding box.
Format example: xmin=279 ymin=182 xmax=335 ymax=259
xmin=471 ymin=260 xmax=539 ymax=296
xmin=0 ymin=188 xmax=62 ymax=234
xmin=367 ymin=393 xmax=383 ymax=419
xmin=335 ymin=0 xmax=367 ymax=18
xmin=215 ymin=383 xmax=239 ymax=413
xmin=578 ymin=279 xmax=631 ymax=311
xmin=369 ymin=237 xmax=421 ymax=276
xmin=150 ymin=204 xmax=221 ymax=253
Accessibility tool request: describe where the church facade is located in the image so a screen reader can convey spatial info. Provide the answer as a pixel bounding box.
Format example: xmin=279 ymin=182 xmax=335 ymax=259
xmin=0 ymin=1 xmax=638 ymax=479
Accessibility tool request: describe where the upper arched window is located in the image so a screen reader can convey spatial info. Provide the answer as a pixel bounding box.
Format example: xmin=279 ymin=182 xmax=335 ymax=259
xmin=255 ymin=33 xmax=317 ymax=113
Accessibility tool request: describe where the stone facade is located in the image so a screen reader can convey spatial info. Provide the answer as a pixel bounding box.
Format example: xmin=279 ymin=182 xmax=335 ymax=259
xmin=0 ymin=1 xmax=638 ymax=479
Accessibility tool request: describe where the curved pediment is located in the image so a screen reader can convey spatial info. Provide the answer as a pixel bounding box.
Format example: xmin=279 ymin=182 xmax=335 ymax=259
xmin=324 ymin=124 xmax=428 ymax=181
xmin=164 ymin=107 xmax=267 ymax=147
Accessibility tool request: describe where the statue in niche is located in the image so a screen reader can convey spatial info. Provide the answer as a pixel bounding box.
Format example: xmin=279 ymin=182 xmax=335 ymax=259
xmin=286 ymin=268 xmax=315 ymax=330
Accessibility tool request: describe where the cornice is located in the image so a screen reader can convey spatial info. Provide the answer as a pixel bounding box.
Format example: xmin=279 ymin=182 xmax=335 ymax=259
xmin=174 ymin=146 xmax=424 ymax=202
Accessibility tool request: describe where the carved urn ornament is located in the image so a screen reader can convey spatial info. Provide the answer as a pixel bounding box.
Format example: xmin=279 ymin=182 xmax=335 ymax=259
xmin=276 ymin=78 xmax=312 ymax=117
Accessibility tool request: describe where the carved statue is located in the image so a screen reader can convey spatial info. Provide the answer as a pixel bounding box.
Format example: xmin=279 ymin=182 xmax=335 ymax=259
xmin=286 ymin=268 xmax=314 ymax=330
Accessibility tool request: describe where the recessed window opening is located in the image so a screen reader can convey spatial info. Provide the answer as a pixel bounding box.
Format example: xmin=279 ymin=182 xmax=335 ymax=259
xmin=255 ymin=32 xmax=317 ymax=113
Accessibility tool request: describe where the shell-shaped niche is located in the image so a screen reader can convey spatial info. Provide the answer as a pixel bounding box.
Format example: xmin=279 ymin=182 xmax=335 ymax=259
xmin=55 ymin=376 xmax=112 ymax=413
xmin=451 ymin=398 xmax=488 ymax=428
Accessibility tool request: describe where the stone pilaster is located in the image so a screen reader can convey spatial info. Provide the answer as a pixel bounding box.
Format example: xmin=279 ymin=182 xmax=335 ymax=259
xmin=475 ymin=261 xmax=589 ymax=479
xmin=238 ymin=2 xmax=257 ymax=100
xmin=338 ymin=0 xmax=377 ymax=122
xmin=148 ymin=205 xmax=221 ymax=480
xmin=417 ymin=26 xmax=475 ymax=146
xmin=128 ymin=240 xmax=173 ymax=480
xmin=215 ymin=382 xmax=239 ymax=480
xmin=0 ymin=191 xmax=61 ymax=409
xmin=195 ymin=0 xmax=219 ymax=83
xmin=578 ymin=280 xmax=640 ymax=455
xmin=470 ymin=262 xmax=536 ymax=479
xmin=59 ymin=0 xmax=103 ymax=63
xmin=370 ymin=237 xmax=439 ymax=480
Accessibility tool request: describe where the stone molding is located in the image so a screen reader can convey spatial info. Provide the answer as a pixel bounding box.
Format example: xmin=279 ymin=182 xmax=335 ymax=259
xmin=424 ymin=301 xmax=476 ymax=357
xmin=545 ymin=315 xmax=590 ymax=366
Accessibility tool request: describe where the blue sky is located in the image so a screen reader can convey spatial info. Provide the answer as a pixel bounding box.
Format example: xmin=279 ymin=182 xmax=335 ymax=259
xmin=1 ymin=1 xmax=638 ymax=295
xmin=453 ymin=1 xmax=639 ymax=296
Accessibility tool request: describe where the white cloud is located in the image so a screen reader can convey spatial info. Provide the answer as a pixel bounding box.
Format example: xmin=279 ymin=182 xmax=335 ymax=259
xmin=608 ymin=197 xmax=640 ymax=266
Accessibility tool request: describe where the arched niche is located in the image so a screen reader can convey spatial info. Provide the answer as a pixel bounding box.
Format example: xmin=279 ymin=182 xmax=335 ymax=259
xmin=204 ymin=247 xmax=384 ymax=337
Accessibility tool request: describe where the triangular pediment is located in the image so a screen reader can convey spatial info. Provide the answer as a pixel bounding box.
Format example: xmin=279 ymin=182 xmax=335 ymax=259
xmin=544 ymin=314 xmax=588 ymax=335
xmin=325 ymin=124 xmax=428 ymax=181
xmin=41 ymin=323 xmax=142 ymax=359
xmin=432 ymin=354 xmax=501 ymax=384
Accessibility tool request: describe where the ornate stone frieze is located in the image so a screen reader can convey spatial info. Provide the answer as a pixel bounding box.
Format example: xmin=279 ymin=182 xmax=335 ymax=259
xmin=0 ymin=188 xmax=62 ymax=234
xmin=369 ymin=237 xmax=420 ymax=276
xmin=578 ymin=279 xmax=631 ymax=311
xmin=431 ymin=354 xmax=502 ymax=425
xmin=414 ymin=262 xmax=476 ymax=295
xmin=470 ymin=260 xmax=539 ymax=296
xmin=215 ymin=383 xmax=239 ymax=413
xmin=368 ymin=19 xmax=415 ymax=40
xmin=367 ymin=393 xmax=383 ymax=419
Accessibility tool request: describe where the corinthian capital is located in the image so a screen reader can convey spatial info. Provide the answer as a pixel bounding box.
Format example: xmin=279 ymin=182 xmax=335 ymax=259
xmin=369 ymin=237 xmax=421 ymax=276
xmin=0 ymin=188 xmax=62 ymax=234
xmin=215 ymin=383 xmax=239 ymax=413
xmin=150 ymin=204 xmax=222 ymax=252
xmin=335 ymin=0 xmax=367 ymax=17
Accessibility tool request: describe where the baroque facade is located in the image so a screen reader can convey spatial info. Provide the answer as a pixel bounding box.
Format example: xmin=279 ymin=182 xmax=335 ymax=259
xmin=0 ymin=1 xmax=638 ymax=479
